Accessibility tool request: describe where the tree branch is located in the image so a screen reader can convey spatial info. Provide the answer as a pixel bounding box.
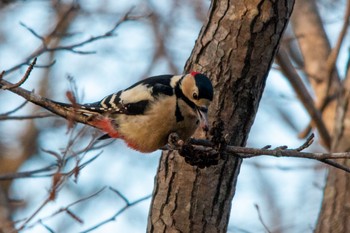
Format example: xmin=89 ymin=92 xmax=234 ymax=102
xmin=0 ymin=65 xmax=102 ymax=130
xmin=80 ymin=190 xmax=152 ymax=233
xmin=2 ymin=58 xmax=37 ymax=90
xmin=276 ymin=47 xmax=331 ymax=148
xmin=325 ymin=0 xmax=350 ymax=81
xmin=2 ymin=64 xmax=350 ymax=174
xmin=4 ymin=7 xmax=143 ymax=75
xmin=165 ymin=133 xmax=350 ymax=173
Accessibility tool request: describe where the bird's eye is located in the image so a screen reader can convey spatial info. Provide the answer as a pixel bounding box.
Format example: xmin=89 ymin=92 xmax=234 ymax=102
xmin=193 ymin=93 xmax=199 ymax=100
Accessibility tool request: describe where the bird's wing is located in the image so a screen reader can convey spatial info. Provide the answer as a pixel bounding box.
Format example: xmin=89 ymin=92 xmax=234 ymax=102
xmin=80 ymin=74 xmax=175 ymax=116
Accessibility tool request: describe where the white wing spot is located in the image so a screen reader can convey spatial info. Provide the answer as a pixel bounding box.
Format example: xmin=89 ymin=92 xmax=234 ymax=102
xmin=110 ymin=94 xmax=117 ymax=108
xmin=120 ymin=84 xmax=153 ymax=103
xmin=100 ymin=97 xmax=108 ymax=108
xmin=170 ymin=75 xmax=182 ymax=88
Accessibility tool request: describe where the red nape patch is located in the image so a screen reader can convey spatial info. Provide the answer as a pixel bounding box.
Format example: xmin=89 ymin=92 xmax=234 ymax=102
xmin=190 ymin=71 xmax=200 ymax=77
xmin=89 ymin=118 xmax=119 ymax=138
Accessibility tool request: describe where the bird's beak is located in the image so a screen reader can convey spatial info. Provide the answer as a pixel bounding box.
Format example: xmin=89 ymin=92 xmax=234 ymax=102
xmin=196 ymin=107 xmax=209 ymax=132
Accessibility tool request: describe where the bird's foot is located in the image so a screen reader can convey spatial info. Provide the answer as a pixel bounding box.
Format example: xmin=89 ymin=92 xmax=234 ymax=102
xmin=178 ymin=144 xmax=220 ymax=168
xmin=166 ymin=133 xmax=220 ymax=168
xmin=167 ymin=132 xmax=184 ymax=150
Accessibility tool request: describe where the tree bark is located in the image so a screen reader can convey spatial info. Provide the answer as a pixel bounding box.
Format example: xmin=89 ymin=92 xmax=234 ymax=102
xmin=315 ymin=62 xmax=350 ymax=233
xmin=147 ymin=0 xmax=294 ymax=232
xmin=291 ymin=0 xmax=350 ymax=232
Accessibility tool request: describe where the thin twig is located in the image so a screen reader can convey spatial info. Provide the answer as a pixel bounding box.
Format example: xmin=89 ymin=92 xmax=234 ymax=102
xmin=0 ymin=113 xmax=56 ymax=121
xmin=193 ymin=140 xmax=350 ymax=160
xmin=1 ymin=58 xmax=37 ymax=90
xmin=17 ymin=198 xmax=51 ymax=231
xmin=0 ymin=164 xmax=57 ymax=181
xmin=187 ymin=135 xmax=350 ymax=173
xmin=4 ymin=8 xmax=143 ymax=75
xmin=39 ymin=220 xmax=55 ymax=233
xmin=12 ymin=124 xmax=105 ymax=231
xmin=254 ymin=204 xmax=272 ymax=233
xmin=294 ymin=133 xmax=314 ymax=151
xmin=20 ymin=187 xmax=106 ymax=231
xmin=0 ymin=100 xmax=28 ymax=117
xmin=80 ymin=193 xmax=152 ymax=233
xmin=20 ymin=22 xmax=45 ymax=41
xmin=109 ymin=187 xmax=130 ymax=205
xmin=325 ymin=0 xmax=350 ymax=80
xmin=0 ymin=76 xmax=95 ymax=127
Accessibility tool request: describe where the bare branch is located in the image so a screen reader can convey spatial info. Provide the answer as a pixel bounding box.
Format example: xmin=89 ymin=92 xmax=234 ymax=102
xmin=20 ymin=22 xmax=45 ymax=42
xmin=294 ymin=133 xmax=314 ymax=151
xmin=254 ymin=204 xmax=272 ymax=233
xmin=109 ymin=187 xmax=130 ymax=205
xmin=17 ymin=197 xmax=51 ymax=231
xmin=39 ymin=220 xmax=55 ymax=233
xmin=4 ymin=8 xmax=144 ymax=75
xmin=0 ymin=100 xmax=28 ymax=117
xmin=276 ymin=47 xmax=331 ymax=148
xmin=326 ymin=0 xmax=350 ymax=81
xmin=0 ymin=113 xmax=56 ymax=121
xmin=80 ymin=193 xmax=152 ymax=233
xmin=1 ymin=57 xmax=37 ymax=90
xmin=20 ymin=187 xmax=106 ymax=232
xmin=0 ymin=74 xmax=98 ymax=129
xmin=186 ymin=137 xmax=350 ymax=160
xmin=179 ymin=134 xmax=350 ymax=173
xmin=0 ymin=164 xmax=57 ymax=181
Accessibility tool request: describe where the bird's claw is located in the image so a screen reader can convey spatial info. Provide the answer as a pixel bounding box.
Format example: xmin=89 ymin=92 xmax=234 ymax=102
xmin=167 ymin=132 xmax=184 ymax=150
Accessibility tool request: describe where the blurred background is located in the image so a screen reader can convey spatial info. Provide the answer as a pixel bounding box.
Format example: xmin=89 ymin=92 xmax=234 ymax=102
xmin=0 ymin=0 xmax=349 ymax=232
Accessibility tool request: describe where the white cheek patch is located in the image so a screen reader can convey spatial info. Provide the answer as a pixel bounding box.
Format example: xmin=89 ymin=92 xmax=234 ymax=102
xmin=120 ymin=84 xmax=154 ymax=104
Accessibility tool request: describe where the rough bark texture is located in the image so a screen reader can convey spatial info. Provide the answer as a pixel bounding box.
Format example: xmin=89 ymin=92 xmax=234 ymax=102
xmin=147 ymin=0 xmax=294 ymax=232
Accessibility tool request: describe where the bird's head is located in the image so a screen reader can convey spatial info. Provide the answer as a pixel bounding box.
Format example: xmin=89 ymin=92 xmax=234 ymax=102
xmin=180 ymin=71 xmax=214 ymax=131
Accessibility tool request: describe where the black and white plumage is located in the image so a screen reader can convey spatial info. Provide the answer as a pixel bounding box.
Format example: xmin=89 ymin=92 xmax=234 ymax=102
xmin=60 ymin=72 xmax=214 ymax=152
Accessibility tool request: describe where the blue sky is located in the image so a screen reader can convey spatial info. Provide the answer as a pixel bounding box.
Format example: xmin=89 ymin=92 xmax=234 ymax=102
xmin=0 ymin=0 xmax=349 ymax=232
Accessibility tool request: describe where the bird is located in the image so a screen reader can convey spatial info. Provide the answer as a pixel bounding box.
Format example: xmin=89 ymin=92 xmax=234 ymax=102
xmin=62 ymin=72 xmax=214 ymax=153
xmin=2 ymin=71 xmax=213 ymax=153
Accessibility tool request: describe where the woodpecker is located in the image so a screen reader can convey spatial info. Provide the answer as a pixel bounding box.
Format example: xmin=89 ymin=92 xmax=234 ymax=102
xmin=58 ymin=71 xmax=212 ymax=153
xmin=0 ymin=72 xmax=209 ymax=153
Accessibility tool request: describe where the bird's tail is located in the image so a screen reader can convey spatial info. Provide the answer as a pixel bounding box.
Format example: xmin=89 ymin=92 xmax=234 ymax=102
xmin=1 ymin=79 xmax=120 ymax=138
xmin=51 ymin=101 xmax=120 ymax=139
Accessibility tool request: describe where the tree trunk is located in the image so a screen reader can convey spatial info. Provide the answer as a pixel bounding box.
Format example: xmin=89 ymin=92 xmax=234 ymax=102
xmin=0 ymin=187 xmax=16 ymax=233
xmin=147 ymin=0 xmax=294 ymax=232
xmin=291 ymin=0 xmax=350 ymax=232
xmin=315 ymin=62 xmax=350 ymax=233
xmin=291 ymin=0 xmax=340 ymax=142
